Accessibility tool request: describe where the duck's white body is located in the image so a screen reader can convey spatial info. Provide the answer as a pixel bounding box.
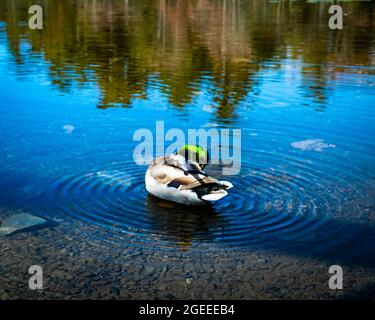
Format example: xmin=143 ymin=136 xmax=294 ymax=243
xmin=145 ymin=154 xmax=233 ymax=206
xmin=145 ymin=168 xmax=204 ymax=205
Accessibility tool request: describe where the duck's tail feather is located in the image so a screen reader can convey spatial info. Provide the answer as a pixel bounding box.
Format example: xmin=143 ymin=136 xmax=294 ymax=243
xmin=201 ymin=190 xmax=228 ymax=202
xmin=192 ymin=181 xmax=233 ymax=202
xmin=218 ymin=181 xmax=233 ymax=189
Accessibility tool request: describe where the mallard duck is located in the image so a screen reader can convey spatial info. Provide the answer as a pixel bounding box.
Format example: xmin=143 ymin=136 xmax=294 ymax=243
xmin=145 ymin=145 xmax=233 ymax=205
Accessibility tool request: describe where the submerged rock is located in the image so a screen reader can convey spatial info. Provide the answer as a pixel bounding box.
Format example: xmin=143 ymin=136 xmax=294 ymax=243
xmin=0 ymin=213 xmax=47 ymax=236
xmin=291 ymin=139 xmax=335 ymax=152
xmin=63 ymin=125 xmax=75 ymax=134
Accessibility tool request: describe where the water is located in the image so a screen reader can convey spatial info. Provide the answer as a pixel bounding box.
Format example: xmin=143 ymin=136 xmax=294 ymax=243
xmin=0 ymin=0 xmax=375 ymax=267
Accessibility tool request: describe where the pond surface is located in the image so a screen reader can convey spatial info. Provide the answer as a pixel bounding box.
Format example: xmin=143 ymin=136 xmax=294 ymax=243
xmin=0 ymin=0 xmax=375 ymax=269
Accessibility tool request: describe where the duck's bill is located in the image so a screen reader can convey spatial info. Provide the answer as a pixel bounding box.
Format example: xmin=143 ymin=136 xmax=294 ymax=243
xmin=201 ymin=190 xmax=228 ymax=202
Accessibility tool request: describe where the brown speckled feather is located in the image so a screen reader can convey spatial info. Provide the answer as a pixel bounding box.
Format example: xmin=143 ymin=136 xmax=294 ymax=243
xmin=149 ymin=155 xmax=217 ymax=188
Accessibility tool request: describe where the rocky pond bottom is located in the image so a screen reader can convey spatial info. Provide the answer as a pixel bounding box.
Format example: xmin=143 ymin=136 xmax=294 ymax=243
xmin=1 ymin=207 xmax=374 ymax=300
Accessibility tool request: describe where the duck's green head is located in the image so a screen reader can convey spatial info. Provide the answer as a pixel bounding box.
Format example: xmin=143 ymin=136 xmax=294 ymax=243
xmin=177 ymin=145 xmax=209 ymax=170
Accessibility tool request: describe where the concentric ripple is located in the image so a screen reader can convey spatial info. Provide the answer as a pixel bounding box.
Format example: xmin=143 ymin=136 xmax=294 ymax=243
xmin=41 ymin=129 xmax=375 ymax=263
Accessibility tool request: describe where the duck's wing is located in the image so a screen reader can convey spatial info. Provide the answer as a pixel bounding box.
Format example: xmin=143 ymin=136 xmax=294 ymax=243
xmin=149 ymin=156 xmax=200 ymax=185
xmin=177 ymin=176 xmax=218 ymax=190
xmin=150 ymin=155 xmax=224 ymax=191
xmin=149 ymin=161 xmax=184 ymax=185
